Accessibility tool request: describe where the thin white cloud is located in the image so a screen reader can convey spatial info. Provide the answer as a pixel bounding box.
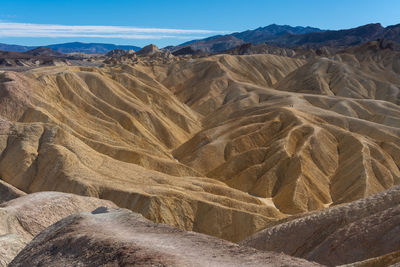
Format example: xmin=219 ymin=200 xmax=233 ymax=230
xmin=0 ymin=22 xmax=225 ymax=39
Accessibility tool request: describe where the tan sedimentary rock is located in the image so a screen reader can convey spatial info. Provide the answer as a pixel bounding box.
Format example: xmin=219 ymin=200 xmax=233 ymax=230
xmin=0 ymin=192 xmax=116 ymax=266
xmin=136 ymin=44 xmax=160 ymax=56
xmin=0 ymin=179 xmax=26 ymax=203
xmin=340 ymin=250 xmax=400 ymax=267
xmin=166 ymin=53 xmax=400 ymax=214
xmin=10 ymin=208 xmax=322 ymax=267
xmin=0 ymin=47 xmax=399 ymax=244
xmin=241 ymin=185 xmax=400 ymax=266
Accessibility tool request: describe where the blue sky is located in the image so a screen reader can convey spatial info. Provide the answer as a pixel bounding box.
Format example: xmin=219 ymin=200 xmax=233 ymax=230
xmin=0 ymin=0 xmax=399 ymax=48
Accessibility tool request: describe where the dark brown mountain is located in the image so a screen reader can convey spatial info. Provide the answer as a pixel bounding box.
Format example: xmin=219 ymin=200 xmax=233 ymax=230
xmin=268 ymin=23 xmax=395 ymax=48
xmin=172 ymin=46 xmax=206 ymax=56
xmin=174 ymin=35 xmax=245 ymax=53
xmin=171 ymin=24 xmax=324 ymax=53
xmin=0 ymin=48 xmax=70 ymax=68
xmin=231 ymin=24 xmax=325 ymax=44
xmin=172 ymin=23 xmax=400 ymax=53
xmin=24 ymin=47 xmax=65 ymax=57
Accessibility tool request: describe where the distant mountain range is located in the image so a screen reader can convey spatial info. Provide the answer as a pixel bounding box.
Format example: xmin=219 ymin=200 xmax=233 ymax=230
xmin=0 ymin=42 xmax=141 ymax=54
xmin=231 ymin=24 xmax=326 ymax=44
xmin=267 ymin=23 xmax=400 ymax=49
xmin=170 ymin=23 xmax=400 ymax=53
xmin=1 ymin=23 xmax=400 ymax=55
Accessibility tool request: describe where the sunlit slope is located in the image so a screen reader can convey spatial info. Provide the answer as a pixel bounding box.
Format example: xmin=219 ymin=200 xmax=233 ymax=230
xmin=159 ymin=53 xmax=400 ymax=214
xmin=275 ymin=42 xmax=400 ymax=103
xmin=4 ymin=66 xmax=202 ymax=176
xmin=0 ymin=50 xmax=399 ymax=241
xmin=156 ymin=54 xmax=306 ymax=115
xmin=0 ymin=63 xmax=286 ymax=242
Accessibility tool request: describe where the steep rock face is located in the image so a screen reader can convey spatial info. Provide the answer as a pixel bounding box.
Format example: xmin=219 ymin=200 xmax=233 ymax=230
xmin=10 ymin=208 xmax=322 ymax=267
xmin=105 ymin=48 xmax=135 ymax=57
xmin=0 ymin=192 xmax=116 ymax=266
xmin=136 ymin=44 xmax=160 ymax=56
xmin=241 ymin=185 xmax=400 ymax=266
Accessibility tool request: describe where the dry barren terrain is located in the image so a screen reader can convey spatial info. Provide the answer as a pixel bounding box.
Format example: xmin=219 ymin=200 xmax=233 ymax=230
xmin=0 ymin=40 xmax=399 ymax=265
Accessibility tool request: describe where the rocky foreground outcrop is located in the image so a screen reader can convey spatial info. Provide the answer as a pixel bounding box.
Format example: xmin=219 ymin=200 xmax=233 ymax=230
xmin=10 ymin=207 xmax=321 ymax=267
xmin=0 ymin=179 xmax=25 ymax=203
xmin=0 ymin=189 xmax=116 ymax=266
xmin=241 ymin=185 xmax=400 ymax=266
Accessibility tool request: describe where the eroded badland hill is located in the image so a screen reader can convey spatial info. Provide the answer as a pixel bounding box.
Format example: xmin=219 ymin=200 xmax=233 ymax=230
xmin=1 ymin=40 xmax=400 ymax=266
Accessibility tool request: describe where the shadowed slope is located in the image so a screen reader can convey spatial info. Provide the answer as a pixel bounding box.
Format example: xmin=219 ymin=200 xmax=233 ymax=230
xmin=241 ymin=185 xmax=400 ymax=266
xmin=0 ymin=179 xmax=25 ymax=204
xmin=10 ymin=208 xmax=322 ymax=267
xmin=0 ymin=191 xmax=116 ymax=266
